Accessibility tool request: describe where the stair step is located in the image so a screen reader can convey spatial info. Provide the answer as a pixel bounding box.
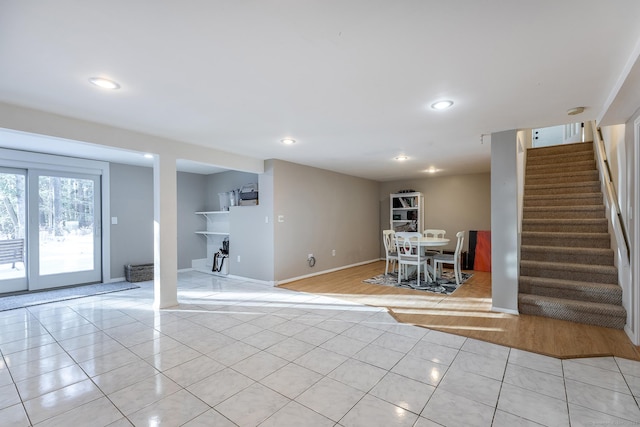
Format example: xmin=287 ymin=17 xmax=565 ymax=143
xmin=523 ymin=193 xmax=603 ymax=207
xmin=522 ymin=205 xmax=605 ymax=220
xmin=527 ymin=141 xmax=593 ymax=157
xmin=526 ymin=169 xmax=599 ymax=185
xmin=519 ymin=276 xmax=622 ymax=305
xmin=520 ymin=245 xmax=613 ymax=265
xmin=518 ymin=293 xmax=626 ymax=329
xmin=526 ymin=159 xmax=595 ymax=174
xmin=520 ymin=260 xmax=618 ymax=284
xmin=521 ymin=218 xmax=608 ymax=233
xmin=526 ymin=150 xmax=594 ymax=166
xmin=521 ymin=231 xmax=611 ymax=249
xmin=524 ymin=181 xmax=601 ymax=196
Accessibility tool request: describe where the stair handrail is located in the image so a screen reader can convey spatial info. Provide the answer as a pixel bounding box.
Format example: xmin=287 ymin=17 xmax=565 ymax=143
xmin=591 ymin=121 xmax=631 ymax=262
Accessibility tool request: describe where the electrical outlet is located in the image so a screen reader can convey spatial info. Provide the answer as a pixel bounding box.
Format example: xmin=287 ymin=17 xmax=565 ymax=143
xmin=332 ymin=249 xmax=336 ymax=256
xmin=237 ymin=255 xmax=241 ymax=263
xmin=308 ymin=253 xmax=313 ymax=260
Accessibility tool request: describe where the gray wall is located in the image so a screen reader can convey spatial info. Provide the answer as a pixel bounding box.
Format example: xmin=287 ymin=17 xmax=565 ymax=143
xmin=110 ymin=164 xmax=212 ymax=277
xmin=379 ymin=173 xmax=492 ymax=255
xmin=177 ymin=172 xmax=207 ymax=269
xmin=109 ymin=163 xmax=154 ymax=278
xmin=271 ymin=159 xmax=380 ymax=281
xmin=206 ymin=170 xmax=259 ymax=211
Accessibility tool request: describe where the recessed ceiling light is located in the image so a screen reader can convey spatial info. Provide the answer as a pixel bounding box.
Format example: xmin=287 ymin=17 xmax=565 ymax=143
xmin=394 ymin=155 xmax=409 ymax=161
xmin=280 ymin=138 xmax=296 ymax=145
xmin=424 ymin=167 xmax=438 ymax=174
xmin=89 ymin=77 xmax=121 ymax=90
xmin=567 ymin=106 xmax=585 ymax=115
xmin=431 ymin=100 xmax=454 ymax=110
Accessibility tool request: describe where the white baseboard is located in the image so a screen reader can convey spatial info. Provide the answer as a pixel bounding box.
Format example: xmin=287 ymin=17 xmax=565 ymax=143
xmin=276 ymin=259 xmax=379 ymax=286
xmin=109 ymin=276 xmax=126 ymax=283
xmin=227 ymin=274 xmax=275 ymax=287
xmin=491 ymin=306 xmax=519 ymax=315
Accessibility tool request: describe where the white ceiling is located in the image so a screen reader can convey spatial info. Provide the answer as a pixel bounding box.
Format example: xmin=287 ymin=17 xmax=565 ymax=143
xmin=1 ymin=1 xmax=639 ymax=180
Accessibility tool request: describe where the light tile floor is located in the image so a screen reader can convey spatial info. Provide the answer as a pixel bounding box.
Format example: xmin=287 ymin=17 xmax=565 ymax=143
xmin=1 ymin=271 xmax=639 ymax=426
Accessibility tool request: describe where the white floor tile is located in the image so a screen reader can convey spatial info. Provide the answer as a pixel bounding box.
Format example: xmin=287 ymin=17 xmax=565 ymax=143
xmin=0 ymin=403 xmax=30 ymax=427
xmin=260 ymin=400 xmax=334 ymax=427
xmin=353 ymin=342 xmax=405 ymax=370
xmin=507 ymin=348 xmax=563 ymax=377
xmin=503 ymin=363 xmax=567 ymax=401
xmin=422 ymin=388 xmax=494 ymax=427
xmin=369 ymin=371 xmax=434 ymax=414
xmin=231 ymin=350 xmax=289 ymax=381
xmin=340 ymin=394 xmax=418 ymax=427
xmin=15 ymin=364 xmax=89 ymax=401
xmin=294 ymin=346 xmax=348 ymax=375
xmin=0 ymin=271 xmax=639 ymax=427
xmin=107 ymin=373 xmax=182 ymax=416
xmin=438 ymin=365 xmax=502 ymax=407
xmin=563 ymin=359 xmax=631 ymax=394
xmin=565 ymin=378 xmax=640 ymax=422
xmin=260 ymin=362 xmax=322 ymax=399
xmin=127 ymin=388 xmax=209 ymax=426
xmin=215 ymin=382 xmax=289 ymax=426
xmin=187 ymin=367 xmax=254 ymax=406
xmin=391 ymin=354 xmax=448 ymax=386
xmin=296 ymin=377 xmax=365 ymax=422
xmin=497 ymin=383 xmax=570 ymax=426
xmin=182 ymin=408 xmax=237 ymax=427
xmin=23 ymin=379 xmax=103 ymax=425
xmin=34 ymin=396 xmax=122 ymax=427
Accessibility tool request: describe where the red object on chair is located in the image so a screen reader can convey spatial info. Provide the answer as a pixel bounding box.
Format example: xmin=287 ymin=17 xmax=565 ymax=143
xmin=473 ymin=230 xmax=492 ymax=272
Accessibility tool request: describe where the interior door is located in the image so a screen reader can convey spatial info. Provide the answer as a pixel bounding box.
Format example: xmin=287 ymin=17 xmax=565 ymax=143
xmin=28 ymin=171 xmax=102 ymax=290
xmin=0 ymin=168 xmax=27 ymax=293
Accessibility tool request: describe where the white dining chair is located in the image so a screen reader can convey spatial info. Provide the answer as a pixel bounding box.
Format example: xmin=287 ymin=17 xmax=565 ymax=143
xmin=432 ymin=231 xmax=465 ymax=285
xmin=395 ymin=231 xmax=428 ymax=287
xmin=382 ymin=229 xmax=398 ymax=275
xmin=422 ymin=229 xmax=446 ymax=263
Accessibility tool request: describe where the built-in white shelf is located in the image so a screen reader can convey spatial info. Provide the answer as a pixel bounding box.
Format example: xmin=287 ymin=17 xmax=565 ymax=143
xmin=195 ymin=231 xmax=229 ymax=236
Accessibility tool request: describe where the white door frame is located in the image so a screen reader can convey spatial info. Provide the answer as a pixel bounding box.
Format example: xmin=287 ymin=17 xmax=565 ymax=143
xmin=0 ymin=147 xmax=111 ymax=290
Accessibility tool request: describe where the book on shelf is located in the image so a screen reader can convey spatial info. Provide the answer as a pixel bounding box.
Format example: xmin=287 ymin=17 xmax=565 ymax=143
xmin=399 ymin=198 xmax=408 ymax=208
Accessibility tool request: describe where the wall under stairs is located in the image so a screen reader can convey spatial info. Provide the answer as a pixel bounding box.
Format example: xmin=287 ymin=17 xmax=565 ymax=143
xmin=518 ymin=141 xmax=626 ymax=329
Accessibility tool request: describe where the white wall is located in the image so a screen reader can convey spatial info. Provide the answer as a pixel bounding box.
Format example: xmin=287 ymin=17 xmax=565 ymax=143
xmin=490 ymin=129 xmax=519 ymax=314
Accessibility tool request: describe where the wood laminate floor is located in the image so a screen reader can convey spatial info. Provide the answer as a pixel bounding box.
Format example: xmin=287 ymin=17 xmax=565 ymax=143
xmin=280 ymin=260 xmax=640 ymax=361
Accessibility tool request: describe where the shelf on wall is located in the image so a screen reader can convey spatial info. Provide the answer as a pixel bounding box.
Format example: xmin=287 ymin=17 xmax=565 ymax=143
xmin=195 ymin=231 xmax=229 ymax=236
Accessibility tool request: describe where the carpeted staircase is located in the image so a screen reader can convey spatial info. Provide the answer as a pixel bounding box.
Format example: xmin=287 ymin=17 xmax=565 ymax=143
xmin=518 ymin=141 xmax=626 ymax=329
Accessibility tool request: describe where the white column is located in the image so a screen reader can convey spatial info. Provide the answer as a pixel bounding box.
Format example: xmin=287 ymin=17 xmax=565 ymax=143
xmin=491 ymin=129 xmax=520 ymax=314
xmin=153 ymin=154 xmax=178 ymax=309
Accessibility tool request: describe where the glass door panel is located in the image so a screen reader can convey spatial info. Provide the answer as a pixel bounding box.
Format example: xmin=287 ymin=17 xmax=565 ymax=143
xmin=0 ymin=168 xmax=27 ymax=293
xmin=29 ymin=171 xmax=101 ymax=290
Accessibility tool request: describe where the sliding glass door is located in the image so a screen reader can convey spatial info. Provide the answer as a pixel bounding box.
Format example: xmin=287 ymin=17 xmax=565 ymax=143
xmin=0 ymin=168 xmax=102 ymax=293
xmin=28 ymin=171 xmax=102 ymax=290
xmin=0 ymin=168 xmax=27 ymax=293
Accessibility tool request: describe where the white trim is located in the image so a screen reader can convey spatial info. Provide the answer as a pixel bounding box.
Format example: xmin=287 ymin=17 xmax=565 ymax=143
xmin=109 ymin=276 xmax=126 ymax=283
xmin=627 ymin=116 xmax=640 ymax=345
xmin=492 ymin=307 xmax=520 ymax=315
xmin=227 ymin=274 xmax=275 ymax=287
xmin=275 ymin=259 xmax=379 ymax=286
